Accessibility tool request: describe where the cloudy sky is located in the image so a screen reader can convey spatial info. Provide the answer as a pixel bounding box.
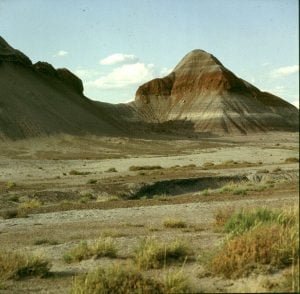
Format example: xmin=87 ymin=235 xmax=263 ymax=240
xmin=0 ymin=0 xmax=298 ymax=107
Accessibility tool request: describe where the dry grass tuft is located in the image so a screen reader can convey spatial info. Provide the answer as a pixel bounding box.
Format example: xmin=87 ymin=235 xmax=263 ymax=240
xmin=214 ymin=207 xmax=235 ymax=227
xmin=33 ymin=239 xmax=59 ymax=246
xmin=69 ymin=170 xmax=91 ymax=175
xmin=284 ymin=157 xmax=299 ymax=163
xmin=105 ymin=167 xmax=117 ymax=173
xmin=210 ymin=224 xmax=299 ymax=278
xmin=0 ymin=208 xmax=22 ymax=219
xmin=219 ymin=182 xmax=267 ymax=196
xmin=163 ymin=269 xmax=192 ymax=293
xmin=134 ymin=237 xmax=192 ymax=269
xmin=64 ymin=237 xmax=117 ymax=263
xmin=87 ymin=179 xmax=97 ymax=184
xmin=0 ymin=200 xmax=42 ymax=219
xmin=18 ymin=199 xmax=42 ymax=210
xmin=209 ymin=206 xmax=299 ymax=279
xmin=0 ymin=251 xmax=50 ymax=281
xmin=163 ymin=218 xmax=187 ymax=228
xmin=276 ymin=262 xmax=300 ymax=293
xmin=101 ymin=230 xmax=127 ymax=238
xmin=129 ymin=165 xmax=162 ymax=171
xmin=202 ymin=161 xmax=214 ymax=169
xmin=71 ymin=266 xmax=192 ymax=294
xmin=71 ymin=266 xmax=165 ymax=294
xmin=6 ymin=181 xmax=16 ymax=189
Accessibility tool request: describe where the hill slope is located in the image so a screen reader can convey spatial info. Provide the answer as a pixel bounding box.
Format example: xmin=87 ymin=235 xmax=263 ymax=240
xmin=0 ymin=38 xmax=298 ymax=139
xmin=0 ymin=36 xmax=122 ymax=140
xmin=133 ymin=49 xmax=299 ymax=134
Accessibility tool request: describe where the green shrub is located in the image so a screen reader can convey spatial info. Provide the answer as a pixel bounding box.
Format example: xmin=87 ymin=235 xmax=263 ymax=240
xmin=223 ymin=207 xmax=296 ymax=236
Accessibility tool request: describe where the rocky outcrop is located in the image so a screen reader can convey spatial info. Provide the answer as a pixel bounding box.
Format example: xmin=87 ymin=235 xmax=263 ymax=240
xmin=33 ymin=63 xmax=83 ymax=95
xmin=133 ymin=49 xmax=299 ymax=133
xmin=0 ymin=36 xmax=32 ymax=66
xmin=56 ymin=68 xmax=84 ymax=95
xmin=1 ymin=37 xmax=83 ymax=96
xmin=34 ymin=61 xmax=58 ymax=77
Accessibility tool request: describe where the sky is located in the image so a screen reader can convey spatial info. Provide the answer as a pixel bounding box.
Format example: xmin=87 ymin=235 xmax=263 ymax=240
xmin=0 ymin=0 xmax=299 ymax=107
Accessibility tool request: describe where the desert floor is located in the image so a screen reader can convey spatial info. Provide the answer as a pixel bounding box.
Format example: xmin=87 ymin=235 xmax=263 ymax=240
xmin=0 ymin=132 xmax=299 ymax=293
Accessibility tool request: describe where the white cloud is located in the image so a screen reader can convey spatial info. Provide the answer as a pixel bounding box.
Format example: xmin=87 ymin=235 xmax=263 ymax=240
xmin=100 ymin=53 xmax=139 ymax=65
xmin=262 ymin=62 xmax=270 ymax=67
xmin=270 ymin=65 xmax=299 ymax=78
xmin=292 ymin=100 xmax=299 ymax=108
xmin=88 ymin=62 xmax=155 ymax=89
xmin=53 ymin=50 xmax=68 ymax=57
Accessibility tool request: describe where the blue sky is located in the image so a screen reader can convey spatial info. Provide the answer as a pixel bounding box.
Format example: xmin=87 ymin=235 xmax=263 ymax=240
xmin=0 ymin=0 xmax=298 ymax=106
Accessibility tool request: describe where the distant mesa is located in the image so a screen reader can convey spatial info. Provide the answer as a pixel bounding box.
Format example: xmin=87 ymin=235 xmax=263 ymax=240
xmin=0 ymin=37 xmax=298 ymax=140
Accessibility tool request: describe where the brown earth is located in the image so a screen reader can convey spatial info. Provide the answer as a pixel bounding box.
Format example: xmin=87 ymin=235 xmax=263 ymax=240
xmin=0 ymin=132 xmax=299 ymax=293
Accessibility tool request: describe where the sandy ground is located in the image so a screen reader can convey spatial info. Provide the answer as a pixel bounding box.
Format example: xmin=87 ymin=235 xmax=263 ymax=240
xmin=0 ymin=145 xmax=297 ymax=183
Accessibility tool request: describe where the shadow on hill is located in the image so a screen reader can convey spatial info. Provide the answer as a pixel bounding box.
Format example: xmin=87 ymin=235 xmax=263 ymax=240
xmin=122 ymin=120 xmax=220 ymax=140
